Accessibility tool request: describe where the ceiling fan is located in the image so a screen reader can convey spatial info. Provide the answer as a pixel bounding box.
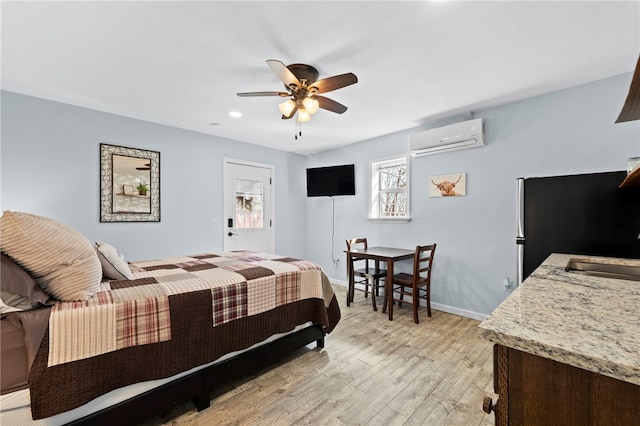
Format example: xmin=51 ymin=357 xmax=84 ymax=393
xmin=237 ymin=60 xmax=358 ymax=123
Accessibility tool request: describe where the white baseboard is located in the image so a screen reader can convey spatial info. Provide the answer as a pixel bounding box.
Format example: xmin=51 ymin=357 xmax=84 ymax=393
xmin=430 ymin=302 xmax=487 ymax=321
xmin=329 ymin=279 xmax=488 ymax=321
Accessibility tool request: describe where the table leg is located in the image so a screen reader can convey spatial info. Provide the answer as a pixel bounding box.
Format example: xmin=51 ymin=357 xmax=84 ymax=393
xmin=346 ymin=252 xmax=353 ymax=306
xmin=386 ymin=261 xmax=394 ymax=320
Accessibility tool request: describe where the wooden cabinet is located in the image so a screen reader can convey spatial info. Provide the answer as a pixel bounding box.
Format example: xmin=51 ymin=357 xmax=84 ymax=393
xmin=483 ymin=344 xmax=640 ymax=425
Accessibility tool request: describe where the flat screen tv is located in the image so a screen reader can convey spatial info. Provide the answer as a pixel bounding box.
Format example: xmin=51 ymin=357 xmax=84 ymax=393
xmin=306 ymin=164 xmax=355 ymax=197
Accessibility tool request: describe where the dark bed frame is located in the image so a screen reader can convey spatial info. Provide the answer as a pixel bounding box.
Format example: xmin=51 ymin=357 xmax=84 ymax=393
xmin=67 ymin=324 xmax=325 ymax=426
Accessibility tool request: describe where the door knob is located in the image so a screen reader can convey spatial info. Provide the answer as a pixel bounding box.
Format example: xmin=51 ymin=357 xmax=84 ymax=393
xmin=482 ymin=395 xmax=497 ymax=414
xmin=228 ymin=231 xmax=237 ymax=237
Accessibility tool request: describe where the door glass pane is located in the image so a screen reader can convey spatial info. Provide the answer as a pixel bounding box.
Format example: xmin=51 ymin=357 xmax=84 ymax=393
xmin=235 ymin=178 xmax=263 ymax=229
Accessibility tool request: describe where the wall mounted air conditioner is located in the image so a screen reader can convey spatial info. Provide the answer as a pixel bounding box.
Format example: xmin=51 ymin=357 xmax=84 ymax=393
xmin=409 ymin=118 xmax=484 ymax=157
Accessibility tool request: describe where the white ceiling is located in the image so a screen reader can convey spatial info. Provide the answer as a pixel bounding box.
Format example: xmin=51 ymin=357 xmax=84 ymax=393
xmin=2 ymin=1 xmax=639 ymax=155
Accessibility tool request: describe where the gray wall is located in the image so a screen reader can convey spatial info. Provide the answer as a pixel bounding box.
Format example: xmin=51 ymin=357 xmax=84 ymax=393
xmin=0 ymin=91 xmax=308 ymax=261
xmin=306 ymin=73 xmax=640 ymax=318
xmin=2 ymin=73 xmax=639 ymax=318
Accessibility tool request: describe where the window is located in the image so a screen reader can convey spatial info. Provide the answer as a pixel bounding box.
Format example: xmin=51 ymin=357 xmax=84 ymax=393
xmin=234 ymin=178 xmax=264 ymax=229
xmin=369 ymin=156 xmax=410 ymax=221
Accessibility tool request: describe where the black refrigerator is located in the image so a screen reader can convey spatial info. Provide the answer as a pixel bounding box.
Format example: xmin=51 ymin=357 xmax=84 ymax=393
xmin=516 ymin=171 xmax=640 ymax=284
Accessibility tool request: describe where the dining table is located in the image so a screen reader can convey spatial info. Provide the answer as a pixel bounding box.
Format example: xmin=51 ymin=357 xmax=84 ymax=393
xmin=346 ymin=246 xmax=416 ymax=320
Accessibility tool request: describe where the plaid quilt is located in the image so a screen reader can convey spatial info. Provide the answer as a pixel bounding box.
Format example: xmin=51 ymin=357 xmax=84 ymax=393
xmin=29 ymin=251 xmax=340 ymax=419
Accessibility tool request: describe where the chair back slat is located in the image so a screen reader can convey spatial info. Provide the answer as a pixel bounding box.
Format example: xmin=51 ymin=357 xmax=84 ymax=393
xmin=391 ymin=243 xmax=436 ymax=323
xmin=346 ymin=237 xmax=387 ymax=311
xmin=346 ymin=238 xmax=369 ymax=269
xmin=412 ymin=244 xmax=436 ymax=285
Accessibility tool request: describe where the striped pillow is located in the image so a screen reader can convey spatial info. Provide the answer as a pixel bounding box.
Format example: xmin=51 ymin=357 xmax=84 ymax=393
xmin=0 ymin=211 xmax=102 ymax=301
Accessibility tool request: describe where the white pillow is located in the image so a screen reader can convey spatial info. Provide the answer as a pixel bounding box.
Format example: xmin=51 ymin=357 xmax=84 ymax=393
xmin=95 ymin=242 xmax=132 ymax=280
xmin=0 ymin=211 xmax=102 ymax=301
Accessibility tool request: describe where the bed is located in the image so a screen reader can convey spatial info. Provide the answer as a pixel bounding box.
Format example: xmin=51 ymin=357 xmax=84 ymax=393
xmin=0 ymin=211 xmax=340 ymax=424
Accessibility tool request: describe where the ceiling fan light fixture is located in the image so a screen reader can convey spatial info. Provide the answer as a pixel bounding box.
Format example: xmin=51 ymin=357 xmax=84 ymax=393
xmin=278 ymin=99 xmax=297 ymax=116
xmin=237 ymin=59 xmax=358 ymax=128
xmin=297 ymin=109 xmax=312 ymax=123
xmin=302 ymin=97 xmax=319 ymax=115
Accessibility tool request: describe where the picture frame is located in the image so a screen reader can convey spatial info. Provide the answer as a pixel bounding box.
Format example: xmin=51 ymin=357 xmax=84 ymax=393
xmin=100 ymin=143 xmax=160 ymax=222
xmin=429 ymin=172 xmax=466 ymax=197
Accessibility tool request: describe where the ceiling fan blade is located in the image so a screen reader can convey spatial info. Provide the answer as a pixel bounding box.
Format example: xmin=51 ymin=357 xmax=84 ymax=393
xmin=266 ymin=59 xmax=300 ymax=90
xmin=281 ymin=105 xmax=298 ymax=120
xmin=237 ymin=91 xmax=289 ymax=97
xmin=309 ymin=73 xmax=358 ymax=94
xmin=316 ymin=96 xmax=348 ymax=114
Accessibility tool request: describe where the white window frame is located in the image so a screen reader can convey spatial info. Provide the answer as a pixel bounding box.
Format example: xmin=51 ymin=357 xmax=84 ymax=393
xmin=369 ymin=155 xmax=410 ymax=222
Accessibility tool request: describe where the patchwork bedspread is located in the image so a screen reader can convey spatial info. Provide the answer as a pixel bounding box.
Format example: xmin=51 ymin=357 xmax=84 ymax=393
xmin=28 ymin=251 xmax=341 ymax=419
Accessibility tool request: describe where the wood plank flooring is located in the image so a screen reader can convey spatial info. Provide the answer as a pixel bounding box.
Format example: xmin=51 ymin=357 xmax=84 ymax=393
xmin=141 ymin=284 xmax=496 ymax=426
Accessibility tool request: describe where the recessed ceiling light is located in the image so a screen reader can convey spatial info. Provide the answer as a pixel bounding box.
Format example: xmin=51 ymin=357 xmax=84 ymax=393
xmin=229 ymin=111 xmax=242 ymax=118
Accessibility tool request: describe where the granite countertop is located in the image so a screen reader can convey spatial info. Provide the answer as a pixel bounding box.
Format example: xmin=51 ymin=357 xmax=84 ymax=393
xmin=478 ymin=253 xmax=640 ymax=386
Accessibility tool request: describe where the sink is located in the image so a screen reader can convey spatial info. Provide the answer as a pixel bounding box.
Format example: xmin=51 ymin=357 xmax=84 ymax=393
xmin=565 ymin=259 xmax=640 ymax=282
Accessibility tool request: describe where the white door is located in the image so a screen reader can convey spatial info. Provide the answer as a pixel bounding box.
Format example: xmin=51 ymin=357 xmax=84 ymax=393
xmin=223 ymin=159 xmax=275 ymax=253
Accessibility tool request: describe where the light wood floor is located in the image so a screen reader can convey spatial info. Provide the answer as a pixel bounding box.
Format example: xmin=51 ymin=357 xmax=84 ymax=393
xmin=141 ymin=284 xmax=496 ymax=426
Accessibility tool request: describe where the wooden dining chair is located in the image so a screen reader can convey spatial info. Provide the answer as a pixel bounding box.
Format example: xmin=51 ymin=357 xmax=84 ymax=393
xmin=389 ymin=244 xmax=436 ymax=324
xmin=346 ymin=238 xmax=387 ymax=311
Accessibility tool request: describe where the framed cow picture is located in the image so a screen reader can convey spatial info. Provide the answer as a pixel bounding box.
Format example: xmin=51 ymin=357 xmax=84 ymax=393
xmin=429 ymin=172 xmax=466 ymax=197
